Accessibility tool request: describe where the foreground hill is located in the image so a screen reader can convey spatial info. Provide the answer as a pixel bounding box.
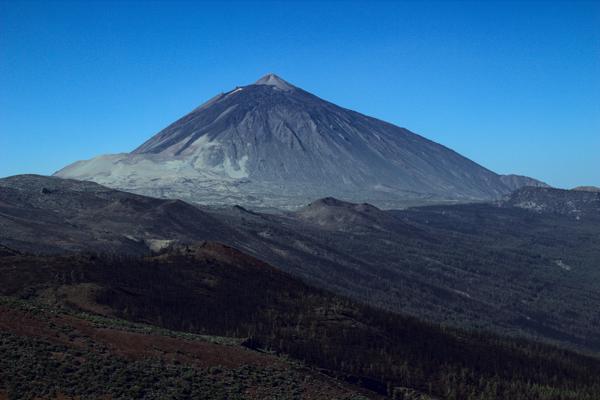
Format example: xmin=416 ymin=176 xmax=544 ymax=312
xmin=1 ymin=243 xmax=599 ymax=399
xmin=55 ymin=74 xmax=544 ymax=209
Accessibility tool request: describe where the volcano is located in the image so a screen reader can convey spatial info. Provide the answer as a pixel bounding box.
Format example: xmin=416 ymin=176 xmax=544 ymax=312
xmin=55 ymin=73 xmax=544 ymax=209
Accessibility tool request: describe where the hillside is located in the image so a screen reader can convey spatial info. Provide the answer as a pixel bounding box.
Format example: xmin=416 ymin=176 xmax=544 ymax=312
xmin=2 ymin=174 xmax=600 ymax=354
xmin=216 ymin=199 xmax=600 ymax=354
xmin=0 ymin=296 xmax=375 ymax=400
xmin=0 ymin=174 xmax=236 ymax=254
xmin=1 ymin=243 xmax=599 ymax=399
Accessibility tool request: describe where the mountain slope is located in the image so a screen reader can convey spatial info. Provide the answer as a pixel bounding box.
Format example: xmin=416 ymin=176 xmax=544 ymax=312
xmin=55 ymin=74 xmax=535 ymax=209
xmin=224 ymin=199 xmax=600 ymax=354
xmin=0 ymin=298 xmax=376 ymax=400
xmin=0 ymin=174 xmax=236 ymax=254
xmin=2 ymin=174 xmax=600 ymax=354
xmin=2 ymin=245 xmax=600 ymax=400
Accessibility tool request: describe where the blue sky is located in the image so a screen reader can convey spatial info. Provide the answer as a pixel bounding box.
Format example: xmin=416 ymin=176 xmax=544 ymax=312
xmin=1 ymin=0 xmax=598 ymax=188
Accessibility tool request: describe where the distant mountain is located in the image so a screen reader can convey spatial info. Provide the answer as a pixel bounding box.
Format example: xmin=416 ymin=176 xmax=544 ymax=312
xmin=503 ymin=186 xmax=600 ymax=218
xmin=55 ymin=74 xmax=540 ymax=209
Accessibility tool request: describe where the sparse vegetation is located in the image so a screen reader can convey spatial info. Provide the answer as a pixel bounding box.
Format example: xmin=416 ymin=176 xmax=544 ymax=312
xmin=0 ymin=297 xmax=372 ymax=400
xmin=1 ymin=245 xmax=599 ymax=399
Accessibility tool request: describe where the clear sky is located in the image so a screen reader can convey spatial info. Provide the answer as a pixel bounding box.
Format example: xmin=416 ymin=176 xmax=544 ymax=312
xmin=1 ymin=0 xmax=598 ymax=188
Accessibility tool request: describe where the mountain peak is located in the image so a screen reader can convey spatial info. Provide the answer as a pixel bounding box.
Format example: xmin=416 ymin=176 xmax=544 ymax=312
xmin=254 ymin=73 xmax=295 ymax=91
xmin=56 ymin=74 xmax=532 ymax=209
